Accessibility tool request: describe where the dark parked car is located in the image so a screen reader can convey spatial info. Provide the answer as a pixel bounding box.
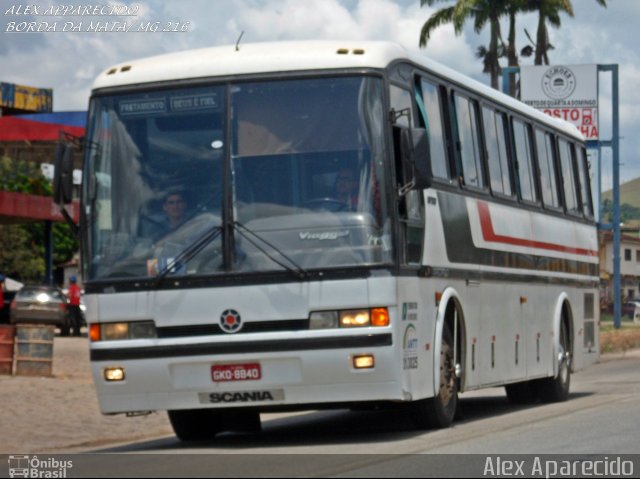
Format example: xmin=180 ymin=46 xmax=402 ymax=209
xmin=10 ymin=286 xmax=71 ymax=335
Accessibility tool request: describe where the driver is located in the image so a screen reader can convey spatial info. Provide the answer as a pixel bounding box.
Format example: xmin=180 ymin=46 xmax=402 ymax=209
xmin=164 ymin=191 xmax=187 ymax=229
xmin=152 ymin=190 xmax=189 ymax=241
xmin=146 ymin=190 xmax=189 ymax=276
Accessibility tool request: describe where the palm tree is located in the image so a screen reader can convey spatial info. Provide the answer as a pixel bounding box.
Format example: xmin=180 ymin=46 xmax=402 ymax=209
xmin=490 ymin=0 xmax=524 ymax=95
xmin=419 ymin=0 xmax=515 ymax=89
xmin=522 ymin=0 xmax=606 ymax=65
xmin=504 ymin=0 xmax=523 ymax=94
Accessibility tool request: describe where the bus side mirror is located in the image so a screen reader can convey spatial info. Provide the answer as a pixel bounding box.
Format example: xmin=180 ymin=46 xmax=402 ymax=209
xmin=53 ymin=143 xmax=74 ymax=205
xmin=396 ymin=127 xmax=430 ymax=192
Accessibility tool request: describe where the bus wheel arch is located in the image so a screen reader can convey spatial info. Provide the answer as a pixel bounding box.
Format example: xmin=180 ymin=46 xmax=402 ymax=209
xmin=552 ymin=294 xmax=574 ymax=375
xmin=412 ymin=288 xmax=465 ymax=429
xmin=434 ymin=288 xmax=466 ymax=394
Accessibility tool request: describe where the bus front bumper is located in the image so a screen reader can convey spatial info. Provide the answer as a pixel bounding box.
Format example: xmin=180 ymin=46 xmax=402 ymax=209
xmin=90 ymin=332 xmax=403 ymax=414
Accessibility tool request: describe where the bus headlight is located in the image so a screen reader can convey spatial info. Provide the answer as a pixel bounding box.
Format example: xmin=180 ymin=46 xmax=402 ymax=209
xmin=340 ymin=310 xmax=370 ymax=327
xmin=102 ymin=323 xmax=129 ymax=341
xmin=309 ymin=308 xmax=389 ymax=329
xmin=103 ymin=367 xmax=126 ymax=382
xmin=130 ymin=321 xmax=157 ymax=339
xmin=353 ymin=355 xmax=375 ymax=369
xmin=92 ymin=321 xmax=157 ymax=341
xmin=309 ymin=311 xmax=338 ymax=329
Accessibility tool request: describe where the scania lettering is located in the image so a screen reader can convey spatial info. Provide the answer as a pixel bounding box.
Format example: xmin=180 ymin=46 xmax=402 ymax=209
xmin=58 ymin=41 xmax=599 ymax=441
xmin=209 ymin=391 xmax=276 ymax=404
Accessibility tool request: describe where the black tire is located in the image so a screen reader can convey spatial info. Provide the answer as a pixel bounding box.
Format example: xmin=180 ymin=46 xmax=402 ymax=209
xmin=225 ymin=410 xmax=262 ymax=433
xmin=168 ymin=409 xmax=223 ymax=441
xmin=535 ymin=319 xmax=571 ymax=402
xmin=505 ymin=381 xmax=537 ymax=404
xmin=413 ymin=324 xmax=458 ymax=429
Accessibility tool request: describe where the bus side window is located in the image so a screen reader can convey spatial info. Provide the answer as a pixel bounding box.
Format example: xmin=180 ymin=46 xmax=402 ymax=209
xmin=390 ymin=85 xmax=415 ymax=188
xmin=575 ymin=146 xmax=594 ymax=218
xmin=389 ymin=85 xmax=413 ymax=128
xmin=558 ymin=138 xmax=580 ymax=215
xmin=512 ymin=118 xmax=537 ymax=203
xmin=482 ymin=106 xmax=512 ymax=196
xmin=535 ymin=129 xmax=561 ymax=209
xmin=452 ymin=93 xmax=484 ymax=189
xmin=416 ymin=78 xmax=450 ymax=180
xmin=390 ymin=84 xmax=423 ymax=265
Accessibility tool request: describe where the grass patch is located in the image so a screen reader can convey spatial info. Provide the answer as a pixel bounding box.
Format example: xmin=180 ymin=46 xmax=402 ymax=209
xmin=599 ymin=320 xmax=640 ymax=353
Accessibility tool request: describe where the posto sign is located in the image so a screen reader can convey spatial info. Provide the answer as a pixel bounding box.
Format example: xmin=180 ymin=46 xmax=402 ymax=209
xmin=520 ymin=64 xmax=599 ymax=140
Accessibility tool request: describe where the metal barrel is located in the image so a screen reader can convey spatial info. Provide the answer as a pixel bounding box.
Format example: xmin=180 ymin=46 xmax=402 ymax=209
xmin=15 ymin=324 xmax=55 ymax=377
xmin=0 ymin=325 xmax=15 ymax=375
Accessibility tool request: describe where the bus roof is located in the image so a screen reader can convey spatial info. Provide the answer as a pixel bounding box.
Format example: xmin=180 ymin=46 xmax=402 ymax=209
xmin=93 ymin=40 xmax=583 ymax=141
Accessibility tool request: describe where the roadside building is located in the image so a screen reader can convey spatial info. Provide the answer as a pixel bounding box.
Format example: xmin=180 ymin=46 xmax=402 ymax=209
xmin=0 ymin=81 xmax=83 ymax=287
xmin=599 ymin=230 xmax=640 ymax=308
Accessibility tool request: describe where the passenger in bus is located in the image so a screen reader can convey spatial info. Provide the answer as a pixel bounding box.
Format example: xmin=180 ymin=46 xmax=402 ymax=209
xmin=335 ymin=167 xmax=359 ymax=211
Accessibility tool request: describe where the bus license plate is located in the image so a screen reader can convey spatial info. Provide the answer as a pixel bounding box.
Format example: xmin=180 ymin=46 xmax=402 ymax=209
xmin=212 ymin=363 xmax=262 ymax=382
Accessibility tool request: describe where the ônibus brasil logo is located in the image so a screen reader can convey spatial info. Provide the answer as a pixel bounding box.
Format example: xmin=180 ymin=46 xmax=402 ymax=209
xmin=8 ymin=455 xmax=73 ymax=478
xmin=220 ymin=309 xmax=242 ymax=333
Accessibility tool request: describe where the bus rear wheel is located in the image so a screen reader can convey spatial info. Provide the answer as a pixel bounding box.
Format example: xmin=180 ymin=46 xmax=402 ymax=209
xmin=535 ymin=319 xmax=571 ymax=402
xmin=413 ymin=324 xmax=458 ymax=429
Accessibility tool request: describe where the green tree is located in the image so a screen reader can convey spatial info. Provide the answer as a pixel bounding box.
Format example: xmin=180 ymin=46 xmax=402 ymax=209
xmin=0 ymin=156 xmax=78 ymax=283
xmin=601 ymin=199 xmax=640 ymax=224
xmin=504 ymin=0 xmax=523 ymax=95
xmin=419 ymin=0 xmax=516 ymax=89
xmin=0 ymin=225 xmax=45 ymax=280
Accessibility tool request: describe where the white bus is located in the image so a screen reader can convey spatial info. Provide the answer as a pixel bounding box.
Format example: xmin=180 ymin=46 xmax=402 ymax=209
xmin=61 ymin=41 xmax=599 ymax=440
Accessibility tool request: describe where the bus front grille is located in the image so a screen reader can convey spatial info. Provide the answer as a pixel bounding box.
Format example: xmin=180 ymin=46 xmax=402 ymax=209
xmin=157 ymin=320 xmax=309 ymax=338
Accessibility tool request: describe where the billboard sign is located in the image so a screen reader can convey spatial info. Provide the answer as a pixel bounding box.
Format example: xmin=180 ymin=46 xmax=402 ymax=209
xmin=520 ymin=64 xmax=598 ymax=140
xmin=0 ymin=82 xmax=53 ymax=113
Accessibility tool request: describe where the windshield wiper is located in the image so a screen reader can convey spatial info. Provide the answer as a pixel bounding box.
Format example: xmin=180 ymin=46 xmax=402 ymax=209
xmin=155 ymin=225 xmax=223 ymax=284
xmin=233 ymin=221 xmax=310 ymax=280
xmin=154 ymin=221 xmax=308 ymax=283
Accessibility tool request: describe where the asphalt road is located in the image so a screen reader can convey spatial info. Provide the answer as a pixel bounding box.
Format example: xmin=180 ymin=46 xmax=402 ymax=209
xmin=64 ymin=351 xmax=640 ymax=477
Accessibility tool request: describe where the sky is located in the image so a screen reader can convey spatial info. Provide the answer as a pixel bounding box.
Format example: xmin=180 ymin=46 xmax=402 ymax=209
xmin=1 ymin=0 xmax=639 ymax=187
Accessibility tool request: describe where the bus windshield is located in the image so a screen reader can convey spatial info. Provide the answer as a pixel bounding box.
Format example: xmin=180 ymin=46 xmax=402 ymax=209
xmin=84 ymin=76 xmax=392 ymax=281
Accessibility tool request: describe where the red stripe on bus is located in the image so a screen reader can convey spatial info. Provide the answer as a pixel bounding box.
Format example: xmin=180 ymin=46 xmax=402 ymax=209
xmin=477 ymin=202 xmax=598 ymax=257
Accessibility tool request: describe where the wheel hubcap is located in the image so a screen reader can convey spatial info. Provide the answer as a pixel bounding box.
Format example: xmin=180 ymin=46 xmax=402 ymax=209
xmin=558 ymin=327 xmax=571 ymax=384
xmin=440 ymin=342 xmax=456 ymax=404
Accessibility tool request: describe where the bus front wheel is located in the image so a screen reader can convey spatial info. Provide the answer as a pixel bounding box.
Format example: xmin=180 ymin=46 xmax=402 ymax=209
xmin=412 ymin=324 xmax=458 ymax=429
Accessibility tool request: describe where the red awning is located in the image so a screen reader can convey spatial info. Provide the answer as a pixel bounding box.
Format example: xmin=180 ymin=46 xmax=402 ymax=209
xmin=0 ymin=191 xmax=79 ymax=223
xmin=0 ymin=116 xmax=84 ymax=141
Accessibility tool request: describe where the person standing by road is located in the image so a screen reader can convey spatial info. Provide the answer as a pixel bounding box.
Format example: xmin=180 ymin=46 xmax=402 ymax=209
xmin=67 ymin=276 xmax=83 ymax=337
